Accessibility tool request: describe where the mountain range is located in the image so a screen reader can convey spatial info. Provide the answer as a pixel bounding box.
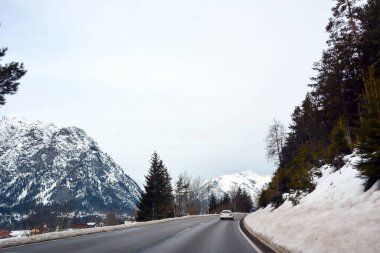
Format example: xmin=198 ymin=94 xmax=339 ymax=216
xmin=203 ymin=170 xmax=271 ymax=207
xmin=0 ymin=116 xmax=270 ymax=217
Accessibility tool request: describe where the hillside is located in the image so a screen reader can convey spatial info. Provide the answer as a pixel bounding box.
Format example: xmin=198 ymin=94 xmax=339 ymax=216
xmin=258 ymin=0 xmax=380 ymax=209
xmin=245 ymin=153 xmax=380 ymax=253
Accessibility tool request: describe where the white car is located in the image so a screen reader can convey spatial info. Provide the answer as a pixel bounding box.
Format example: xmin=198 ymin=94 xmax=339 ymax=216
xmin=220 ymin=210 xmax=234 ymax=220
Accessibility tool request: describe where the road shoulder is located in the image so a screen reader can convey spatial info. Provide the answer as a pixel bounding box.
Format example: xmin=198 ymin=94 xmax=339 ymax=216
xmin=239 ymin=216 xmax=277 ymax=253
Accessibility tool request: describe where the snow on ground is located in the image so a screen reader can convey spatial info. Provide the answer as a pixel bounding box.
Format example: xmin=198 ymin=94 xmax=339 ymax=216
xmin=9 ymin=230 xmax=30 ymax=238
xmin=244 ymin=153 xmax=380 ymax=253
xmin=0 ymin=214 xmax=217 ymax=249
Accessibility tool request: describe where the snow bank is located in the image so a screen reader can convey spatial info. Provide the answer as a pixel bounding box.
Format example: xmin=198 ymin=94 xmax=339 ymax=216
xmin=9 ymin=230 xmax=30 ymax=238
xmin=245 ymin=154 xmax=380 ymax=253
xmin=0 ymin=214 xmax=217 ymax=249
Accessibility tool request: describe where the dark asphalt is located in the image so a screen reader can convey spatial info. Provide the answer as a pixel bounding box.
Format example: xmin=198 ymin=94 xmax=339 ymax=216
xmin=0 ymin=214 xmax=259 ymax=253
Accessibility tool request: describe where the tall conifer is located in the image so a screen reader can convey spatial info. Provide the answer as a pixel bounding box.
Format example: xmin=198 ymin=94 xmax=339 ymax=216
xmin=0 ymin=47 xmax=26 ymax=105
xmin=136 ymin=152 xmax=174 ymax=221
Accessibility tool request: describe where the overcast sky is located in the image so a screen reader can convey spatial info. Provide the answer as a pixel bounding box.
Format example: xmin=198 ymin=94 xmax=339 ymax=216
xmin=1 ymin=0 xmax=333 ymax=186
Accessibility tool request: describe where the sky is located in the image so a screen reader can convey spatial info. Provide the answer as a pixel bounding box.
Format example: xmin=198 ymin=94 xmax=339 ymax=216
xmin=1 ymin=0 xmax=333 ymax=186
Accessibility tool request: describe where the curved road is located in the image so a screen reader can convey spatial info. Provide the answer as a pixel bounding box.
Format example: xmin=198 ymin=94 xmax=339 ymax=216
xmin=0 ymin=214 xmax=259 ymax=253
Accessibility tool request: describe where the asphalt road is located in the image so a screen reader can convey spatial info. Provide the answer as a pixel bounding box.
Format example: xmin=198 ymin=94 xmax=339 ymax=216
xmin=0 ymin=214 xmax=260 ymax=253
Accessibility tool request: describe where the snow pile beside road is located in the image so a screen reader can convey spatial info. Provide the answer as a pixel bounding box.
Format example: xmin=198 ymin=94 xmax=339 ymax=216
xmin=9 ymin=230 xmax=30 ymax=238
xmin=0 ymin=214 xmax=216 ymax=249
xmin=244 ymin=154 xmax=380 ymax=253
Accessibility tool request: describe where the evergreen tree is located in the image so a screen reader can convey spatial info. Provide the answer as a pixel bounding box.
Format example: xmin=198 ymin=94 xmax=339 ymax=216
xmin=232 ymin=187 xmax=243 ymax=211
xmin=356 ymin=0 xmax=380 ymax=191
xmin=325 ymin=118 xmax=352 ymax=166
xmin=240 ymin=190 xmax=253 ymax=212
xmin=157 ymin=159 xmax=174 ymax=217
xmin=259 ymin=0 xmax=380 ymax=208
xmin=0 ymin=47 xmax=26 ymax=105
xmin=208 ymin=192 xmax=217 ymax=213
xmin=357 ymin=58 xmax=380 ymax=190
xmin=221 ymin=192 xmax=231 ymax=207
xmin=360 ymin=0 xmax=380 ymax=67
xmin=136 ymin=152 xmax=174 ymax=221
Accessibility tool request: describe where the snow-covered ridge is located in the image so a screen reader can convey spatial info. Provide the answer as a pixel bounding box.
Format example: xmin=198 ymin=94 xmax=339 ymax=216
xmin=0 ymin=117 xmax=141 ymax=217
xmin=245 ymin=153 xmax=380 ymax=253
xmin=203 ymin=170 xmax=271 ymax=206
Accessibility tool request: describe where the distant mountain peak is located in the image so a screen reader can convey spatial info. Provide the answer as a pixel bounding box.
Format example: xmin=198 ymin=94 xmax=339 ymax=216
xmin=203 ymin=170 xmax=271 ymax=207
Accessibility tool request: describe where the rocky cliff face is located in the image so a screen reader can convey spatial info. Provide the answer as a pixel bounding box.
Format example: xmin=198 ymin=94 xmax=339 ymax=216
xmin=0 ymin=117 xmax=141 ymax=214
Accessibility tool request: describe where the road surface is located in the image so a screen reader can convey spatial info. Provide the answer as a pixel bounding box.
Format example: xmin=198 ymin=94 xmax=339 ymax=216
xmin=0 ymin=214 xmax=260 ymax=253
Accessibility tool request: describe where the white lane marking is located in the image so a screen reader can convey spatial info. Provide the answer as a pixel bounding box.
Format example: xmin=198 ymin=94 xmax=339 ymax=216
xmin=238 ymin=219 xmax=263 ymax=253
xmin=177 ymin=227 xmax=191 ymax=235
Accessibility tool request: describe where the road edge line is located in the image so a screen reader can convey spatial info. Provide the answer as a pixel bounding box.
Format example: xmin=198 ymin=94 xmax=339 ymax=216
xmin=238 ymin=218 xmax=263 ymax=253
xmin=238 ymin=216 xmax=276 ymax=253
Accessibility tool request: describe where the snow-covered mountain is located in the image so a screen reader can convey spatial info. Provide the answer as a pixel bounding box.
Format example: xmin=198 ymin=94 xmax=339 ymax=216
xmin=203 ymin=171 xmax=271 ymax=207
xmin=0 ymin=117 xmax=141 ymax=214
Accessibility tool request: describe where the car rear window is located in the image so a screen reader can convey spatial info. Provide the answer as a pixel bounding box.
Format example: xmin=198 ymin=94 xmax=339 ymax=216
xmin=221 ymin=210 xmax=231 ymax=213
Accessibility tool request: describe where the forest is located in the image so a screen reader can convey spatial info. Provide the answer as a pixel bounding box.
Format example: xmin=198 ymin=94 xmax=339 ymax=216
xmin=259 ymin=0 xmax=380 ymax=207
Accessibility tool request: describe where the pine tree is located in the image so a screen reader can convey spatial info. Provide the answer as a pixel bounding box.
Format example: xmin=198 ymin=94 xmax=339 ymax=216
xmin=232 ymin=187 xmax=243 ymax=211
xmin=316 ymin=0 xmax=363 ymax=144
xmin=212 ymin=192 xmax=232 ymax=211
xmin=356 ymin=0 xmax=380 ymax=191
xmin=232 ymin=187 xmax=253 ymax=212
xmin=357 ymin=58 xmax=380 ymax=190
xmin=259 ymin=0 xmax=380 ymax=208
xmin=136 ymin=152 xmax=174 ymax=221
xmin=360 ymin=0 xmax=380 ymax=67
xmin=258 ymin=183 xmax=271 ymax=208
xmin=240 ymin=190 xmax=253 ymax=212
xmin=208 ymin=192 xmax=217 ymax=213
xmin=326 ymin=118 xmax=352 ymax=166
xmin=222 ymin=192 xmax=230 ymax=206
xmin=0 ymin=47 xmax=26 ymax=105
xmin=157 ymin=159 xmax=174 ymax=218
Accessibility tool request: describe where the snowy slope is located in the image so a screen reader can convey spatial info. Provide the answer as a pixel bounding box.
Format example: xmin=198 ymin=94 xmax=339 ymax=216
xmin=0 ymin=117 xmax=141 ymax=215
xmin=203 ymin=171 xmax=271 ymax=206
xmin=245 ymin=153 xmax=380 ymax=253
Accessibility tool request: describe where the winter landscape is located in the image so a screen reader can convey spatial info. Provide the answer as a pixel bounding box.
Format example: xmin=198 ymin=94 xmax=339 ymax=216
xmin=0 ymin=0 xmax=379 ymax=252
